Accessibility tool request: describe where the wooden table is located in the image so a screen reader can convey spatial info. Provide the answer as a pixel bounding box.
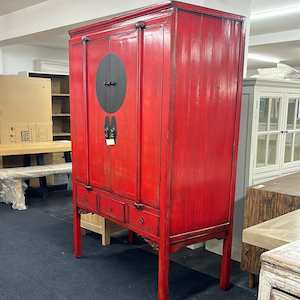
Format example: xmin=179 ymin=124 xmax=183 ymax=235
xmin=241 ymin=172 xmax=300 ymax=288
xmin=258 ymin=240 xmax=300 ymax=300
xmin=0 ymin=141 xmax=72 ymax=209
xmin=0 ymin=141 xmax=71 ymax=156
xmin=243 ymin=209 xmax=300 ymax=251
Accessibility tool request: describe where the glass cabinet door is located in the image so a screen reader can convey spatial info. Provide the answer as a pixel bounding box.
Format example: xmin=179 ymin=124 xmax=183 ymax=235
xmin=284 ymin=97 xmax=300 ymax=164
xmin=256 ymin=96 xmax=281 ymax=168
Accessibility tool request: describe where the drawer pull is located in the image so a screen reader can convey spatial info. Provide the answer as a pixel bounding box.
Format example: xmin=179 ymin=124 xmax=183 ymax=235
xmin=134 ymin=202 xmax=144 ymax=210
xmin=139 ymin=217 xmax=144 ymax=225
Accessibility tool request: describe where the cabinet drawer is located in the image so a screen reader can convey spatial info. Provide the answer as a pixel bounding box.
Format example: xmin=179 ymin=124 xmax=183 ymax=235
xmin=99 ymin=195 xmax=125 ymax=223
xmin=76 ymin=184 xmax=97 ymax=212
xmin=271 ymin=289 xmax=299 ymax=300
xmin=76 ymin=184 xmax=89 ymax=209
xmin=128 ymin=206 xmax=159 ymax=236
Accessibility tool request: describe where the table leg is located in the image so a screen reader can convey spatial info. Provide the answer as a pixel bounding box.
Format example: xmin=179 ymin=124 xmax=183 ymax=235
xmin=23 ymin=154 xmax=31 ymax=187
xmin=36 ymin=154 xmax=48 ymax=200
xmin=64 ymin=151 xmax=72 ymax=163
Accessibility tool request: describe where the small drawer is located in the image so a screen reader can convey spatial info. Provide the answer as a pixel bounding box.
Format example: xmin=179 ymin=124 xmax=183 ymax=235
xmin=128 ymin=206 xmax=159 ymax=236
xmin=99 ymin=195 xmax=125 ymax=223
xmin=76 ymin=184 xmax=88 ymax=209
xmin=76 ymin=184 xmax=97 ymax=212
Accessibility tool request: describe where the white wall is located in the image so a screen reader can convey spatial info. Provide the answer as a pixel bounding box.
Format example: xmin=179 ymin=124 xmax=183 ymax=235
xmin=0 ymin=44 xmax=68 ymax=74
xmin=0 ymin=48 xmax=3 ymax=74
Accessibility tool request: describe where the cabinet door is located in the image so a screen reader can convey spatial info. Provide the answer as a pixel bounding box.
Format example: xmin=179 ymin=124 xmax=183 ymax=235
xmin=87 ymin=36 xmax=111 ymax=190
xmin=284 ymin=96 xmax=300 ymax=165
xmin=139 ymin=22 xmax=165 ymax=209
xmin=87 ymin=27 xmax=139 ymax=199
xmin=109 ymin=29 xmax=139 ymax=199
xmin=69 ymin=41 xmax=89 ymax=184
xmin=255 ymin=95 xmax=282 ymax=169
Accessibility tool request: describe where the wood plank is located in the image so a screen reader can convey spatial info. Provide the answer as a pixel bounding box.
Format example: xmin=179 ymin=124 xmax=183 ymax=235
xmin=0 ymin=141 xmax=71 ymax=156
xmin=243 ymin=209 xmax=300 ymax=251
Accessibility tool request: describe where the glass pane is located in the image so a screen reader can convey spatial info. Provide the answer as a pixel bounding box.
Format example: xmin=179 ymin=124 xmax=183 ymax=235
xmin=296 ymin=100 xmax=300 ymax=129
xmin=287 ymin=98 xmax=296 ymax=130
xmin=258 ymin=97 xmax=269 ymax=131
xmin=294 ymin=133 xmax=300 ymax=162
xmin=267 ymin=134 xmax=278 ymax=165
xmin=284 ymin=133 xmax=293 ymax=163
xmin=269 ymin=98 xmax=280 ymax=130
xmin=256 ymin=135 xmax=267 ymax=167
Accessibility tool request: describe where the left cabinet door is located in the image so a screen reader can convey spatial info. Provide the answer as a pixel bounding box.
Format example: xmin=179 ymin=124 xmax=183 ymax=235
xmin=69 ymin=40 xmax=89 ymax=184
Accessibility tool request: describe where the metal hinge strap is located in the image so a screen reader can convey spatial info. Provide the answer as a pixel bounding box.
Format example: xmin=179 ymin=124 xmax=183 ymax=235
xmin=135 ymin=21 xmax=146 ymax=30
xmin=81 ymin=36 xmax=90 ymax=44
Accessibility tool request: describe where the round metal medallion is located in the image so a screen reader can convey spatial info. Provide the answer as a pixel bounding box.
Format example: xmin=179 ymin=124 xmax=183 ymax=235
xmin=96 ymin=53 xmax=127 ymax=113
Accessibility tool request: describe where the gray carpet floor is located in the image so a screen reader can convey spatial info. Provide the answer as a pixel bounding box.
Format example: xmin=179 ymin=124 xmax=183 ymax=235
xmin=0 ymin=191 xmax=257 ymax=300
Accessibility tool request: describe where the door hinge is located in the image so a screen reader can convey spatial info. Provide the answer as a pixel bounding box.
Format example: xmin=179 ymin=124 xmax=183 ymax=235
xmin=135 ymin=21 xmax=146 ymax=30
xmin=134 ymin=202 xmax=144 ymax=210
xmin=81 ymin=36 xmax=90 ymax=44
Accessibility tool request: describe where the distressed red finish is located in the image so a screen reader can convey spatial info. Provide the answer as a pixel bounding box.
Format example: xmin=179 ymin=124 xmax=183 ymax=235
xmin=69 ymin=2 xmax=245 ymax=299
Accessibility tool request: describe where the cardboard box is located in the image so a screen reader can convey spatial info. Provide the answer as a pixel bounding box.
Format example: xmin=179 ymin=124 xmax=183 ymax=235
xmin=0 ymin=75 xmax=52 ymax=145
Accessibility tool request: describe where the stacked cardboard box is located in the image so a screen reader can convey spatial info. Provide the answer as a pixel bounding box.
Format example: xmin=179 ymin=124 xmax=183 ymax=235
xmin=0 ymin=75 xmax=52 ymax=145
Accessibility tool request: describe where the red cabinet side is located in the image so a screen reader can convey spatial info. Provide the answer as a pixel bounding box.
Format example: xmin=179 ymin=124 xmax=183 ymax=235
xmin=170 ymin=10 xmax=243 ymax=235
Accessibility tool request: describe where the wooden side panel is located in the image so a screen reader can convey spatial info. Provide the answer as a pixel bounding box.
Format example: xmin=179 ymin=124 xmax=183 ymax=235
xmin=170 ymin=11 xmax=242 ymax=235
xmin=140 ymin=22 xmax=165 ymax=209
xmin=69 ymin=41 xmax=88 ymax=184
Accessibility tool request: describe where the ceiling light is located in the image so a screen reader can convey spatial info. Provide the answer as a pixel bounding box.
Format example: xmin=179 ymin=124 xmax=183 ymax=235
xmin=248 ymin=53 xmax=281 ymax=64
xmin=251 ymin=5 xmax=300 ymax=20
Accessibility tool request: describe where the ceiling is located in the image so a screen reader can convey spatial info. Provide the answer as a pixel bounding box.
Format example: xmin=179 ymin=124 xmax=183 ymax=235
xmin=0 ymin=0 xmax=47 ymax=16
xmin=248 ymin=40 xmax=300 ymax=69
xmin=2 ymin=0 xmax=300 ymax=73
xmin=247 ymin=0 xmax=300 ymax=73
xmin=251 ymin=0 xmax=300 ymax=12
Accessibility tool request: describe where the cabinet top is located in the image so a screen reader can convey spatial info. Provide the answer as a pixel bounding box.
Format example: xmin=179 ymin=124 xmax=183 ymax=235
xmin=69 ymin=1 xmax=244 ymax=38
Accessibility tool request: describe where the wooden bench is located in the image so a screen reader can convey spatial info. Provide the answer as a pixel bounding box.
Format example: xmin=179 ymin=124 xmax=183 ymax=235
xmin=0 ymin=163 xmax=72 ymax=210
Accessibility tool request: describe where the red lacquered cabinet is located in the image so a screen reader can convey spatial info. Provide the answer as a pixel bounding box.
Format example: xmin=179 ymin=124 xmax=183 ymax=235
xmin=69 ymin=2 xmax=245 ymax=299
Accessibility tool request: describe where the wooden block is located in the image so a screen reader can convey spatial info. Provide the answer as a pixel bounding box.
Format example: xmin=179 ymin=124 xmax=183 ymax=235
xmin=80 ymin=214 xmax=123 ymax=246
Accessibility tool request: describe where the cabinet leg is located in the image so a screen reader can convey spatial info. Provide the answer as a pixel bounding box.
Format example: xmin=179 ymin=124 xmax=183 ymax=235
xmin=73 ymin=206 xmax=82 ymax=258
xmin=220 ymin=232 xmax=232 ymax=290
xmin=248 ymin=273 xmax=256 ymax=289
xmin=128 ymin=230 xmax=134 ymax=244
xmin=158 ymin=244 xmax=170 ymax=300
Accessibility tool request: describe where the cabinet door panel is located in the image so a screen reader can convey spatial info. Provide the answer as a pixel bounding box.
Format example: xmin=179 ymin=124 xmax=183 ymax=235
xmin=140 ymin=23 xmax=164 ymax=209
xmin=69 ymin=41 xmax=89 ymax=184
xmin=87 ymin=37 xmax=111 ymax=190
xmin=109 ymin=29 xmax=139 ymax=199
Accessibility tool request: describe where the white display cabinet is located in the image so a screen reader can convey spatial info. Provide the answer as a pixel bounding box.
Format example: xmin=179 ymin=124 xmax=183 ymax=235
xmin=241 ymin=79 xmax=300 ymax=186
